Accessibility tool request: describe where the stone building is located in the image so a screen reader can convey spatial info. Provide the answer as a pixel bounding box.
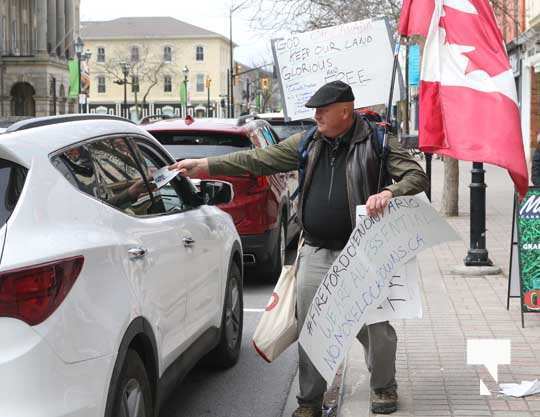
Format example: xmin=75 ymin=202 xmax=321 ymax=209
xmin=0 ymin=0 xmax=80 ymax=117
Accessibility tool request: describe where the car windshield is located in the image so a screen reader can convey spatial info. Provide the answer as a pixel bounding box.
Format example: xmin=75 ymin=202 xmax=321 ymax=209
xmin=0 ymin=159 xmax=27 ymax=226
xmin=150 ymin=132 xmax=251 ymax=148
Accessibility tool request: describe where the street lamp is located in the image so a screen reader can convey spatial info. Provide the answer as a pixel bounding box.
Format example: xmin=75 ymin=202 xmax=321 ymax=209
xmin=74 ymin=37 xmax=91 ymax=113
xmin=182 ymin=65 xmax=189 ymax=116
xmin=206 ymin=75 xmax=212 ymax=117
xmin=121 ymin=62 xmax=130 ymax=119
xmin=74 ymin=37 xmax=84 ymax=113
xmin=229 ymin=1 xmax=247 ymax=118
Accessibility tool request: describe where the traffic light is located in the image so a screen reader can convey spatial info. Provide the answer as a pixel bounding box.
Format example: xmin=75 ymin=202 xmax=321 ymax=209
xmin=261 ymin=78 xmax=269 ymax=90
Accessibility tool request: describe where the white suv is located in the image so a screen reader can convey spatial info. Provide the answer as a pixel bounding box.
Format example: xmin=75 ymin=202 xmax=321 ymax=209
xmin=0 ymin=115 xmax=243 ymax=417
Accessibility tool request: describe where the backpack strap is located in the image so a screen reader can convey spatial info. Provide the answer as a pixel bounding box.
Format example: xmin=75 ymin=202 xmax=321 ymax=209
xmin=362 ymin=117 xmax=392 ymax=190
xmin=291 ymin=126 xmax=318 ymax=201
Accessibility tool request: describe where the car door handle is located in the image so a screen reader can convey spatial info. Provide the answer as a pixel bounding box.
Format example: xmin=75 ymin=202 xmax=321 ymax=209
xmin=128 ymin=247 xmax=147 ymax=259
xmin=183 ymin=237 xmax=195 ymax=247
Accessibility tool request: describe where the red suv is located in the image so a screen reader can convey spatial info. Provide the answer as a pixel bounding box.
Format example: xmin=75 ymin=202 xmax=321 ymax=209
xmin=144 ymin=117 xmax=300 ymax=281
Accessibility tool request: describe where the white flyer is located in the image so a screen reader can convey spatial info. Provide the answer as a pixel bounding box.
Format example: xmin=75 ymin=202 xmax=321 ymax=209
xmin=152 ymin=167 xmax=179 ymax=189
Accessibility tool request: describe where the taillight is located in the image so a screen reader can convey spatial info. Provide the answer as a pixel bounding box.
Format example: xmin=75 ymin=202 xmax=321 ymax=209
xmin=248 ymin=176 xmax=269 ymax=194
xmin=0 ymin=256 xmax=84 ymax=326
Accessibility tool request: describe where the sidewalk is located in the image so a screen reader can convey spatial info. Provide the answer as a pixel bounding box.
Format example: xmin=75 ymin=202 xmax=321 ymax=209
xmin=339 ymin=159 xmax=540 ymax=417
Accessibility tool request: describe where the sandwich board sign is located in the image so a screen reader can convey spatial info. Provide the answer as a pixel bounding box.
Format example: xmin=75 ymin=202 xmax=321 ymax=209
xmin=271 ymin=17 xmax=403 ymax=121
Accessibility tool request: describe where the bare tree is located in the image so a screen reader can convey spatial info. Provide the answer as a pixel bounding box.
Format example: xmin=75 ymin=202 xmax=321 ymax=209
xmin=250 ymin=0 xmax=518 ymax=33
xmin=101 ymin=43 xmax=173 ymax=119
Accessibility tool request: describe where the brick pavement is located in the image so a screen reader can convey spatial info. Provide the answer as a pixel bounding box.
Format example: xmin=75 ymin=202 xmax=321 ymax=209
xmin=339 ymin=159 xmax=540 ymax=417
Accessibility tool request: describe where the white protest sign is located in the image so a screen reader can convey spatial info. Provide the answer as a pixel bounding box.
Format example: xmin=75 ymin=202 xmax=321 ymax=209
xmin=271 ymin=18 xmax=402 ymax=121
xmin=299 ymin=196 xmax=460 ymax=384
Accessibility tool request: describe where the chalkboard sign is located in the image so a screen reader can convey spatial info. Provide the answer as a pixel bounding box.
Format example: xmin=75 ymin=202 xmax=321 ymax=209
xmin=271 ymin=18 xmax=402 ymax=121
xmin=517 ymin=187 xmax=540 ymax=312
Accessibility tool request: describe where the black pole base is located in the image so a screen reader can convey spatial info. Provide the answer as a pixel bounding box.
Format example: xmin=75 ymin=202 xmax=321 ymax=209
xmin=464 ymin=249 xmax=493 ymax=267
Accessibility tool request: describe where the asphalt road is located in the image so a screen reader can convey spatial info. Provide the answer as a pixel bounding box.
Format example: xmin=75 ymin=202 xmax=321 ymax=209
xmin=159 ymin=249 xmax=299 ymax=417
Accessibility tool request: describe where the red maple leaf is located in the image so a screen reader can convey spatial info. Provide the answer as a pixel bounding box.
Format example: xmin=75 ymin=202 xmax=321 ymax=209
xmin=439 ymin=0 xmax=510 ymax=77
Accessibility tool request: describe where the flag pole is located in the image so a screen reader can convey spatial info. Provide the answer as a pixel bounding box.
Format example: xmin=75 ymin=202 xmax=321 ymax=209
xmin=378 ymin=35 xmax=405 ymax=192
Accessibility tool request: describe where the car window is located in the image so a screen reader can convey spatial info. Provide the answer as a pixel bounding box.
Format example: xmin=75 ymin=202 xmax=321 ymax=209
xmin=0 ymin=159 xmax=27 ymax=226
xmin=86 ymin=137 xmax=158 ymax=216
xmin=150 ymin=132 xmax=252 ymax=148
xmin=133 ymin=141 xmax=200 ymax=214
xmin=271 ymin=124 xmax=309 ymax=141
xmin=51 ymin=145 xmax=98 ymax=197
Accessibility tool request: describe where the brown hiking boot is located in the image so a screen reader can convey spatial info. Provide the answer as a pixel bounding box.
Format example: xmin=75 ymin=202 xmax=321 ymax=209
xmin=291 ymin=405 xmax=322 ymax=417
xmin=371 ymin=387 xmax=398 ymax=414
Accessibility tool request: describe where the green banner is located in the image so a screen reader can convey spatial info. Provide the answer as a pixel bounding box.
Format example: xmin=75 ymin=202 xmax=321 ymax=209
xmin=68 ymin=59 xmax=79 ymax=98
xmin=517 ymin=187 xmax=540 ymax=312
xmin=180 ymin=82 xmax=187 ymax=106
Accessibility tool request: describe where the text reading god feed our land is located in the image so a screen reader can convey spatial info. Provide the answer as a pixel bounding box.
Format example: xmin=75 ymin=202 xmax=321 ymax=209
xmin=298 ymin=196 xmax=460 ymax=385
xmin=271 ymin=18 xmax=402 ymax=121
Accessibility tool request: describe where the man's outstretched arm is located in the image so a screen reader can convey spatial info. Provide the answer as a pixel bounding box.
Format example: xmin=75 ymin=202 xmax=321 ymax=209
xmin=169 ymin=133 xmax=303 ymax=177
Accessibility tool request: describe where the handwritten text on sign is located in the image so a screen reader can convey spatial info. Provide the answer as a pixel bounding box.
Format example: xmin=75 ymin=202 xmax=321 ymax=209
xmin=356 ymin=205 xmax=423 ymax=325
xmin=271 ymin=18 xmax=400 ymax=121
xmin=298 ymin=196 xmax=460 ymax=384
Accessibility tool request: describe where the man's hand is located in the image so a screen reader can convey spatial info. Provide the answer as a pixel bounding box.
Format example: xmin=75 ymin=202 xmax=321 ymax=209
xmin=365 ymin=190 xmax=393 ymax=217
xmin=168 ymin=158 xmax=209 ymax=177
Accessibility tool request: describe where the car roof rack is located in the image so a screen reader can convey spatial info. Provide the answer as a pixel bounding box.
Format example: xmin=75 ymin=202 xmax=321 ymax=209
xmin=5 ymin=114 xmax=134 ymax=133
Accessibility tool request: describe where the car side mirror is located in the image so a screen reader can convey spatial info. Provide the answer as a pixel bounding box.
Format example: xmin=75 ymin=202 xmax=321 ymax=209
xmin=199 ymin=180 xmax=234 ymax=205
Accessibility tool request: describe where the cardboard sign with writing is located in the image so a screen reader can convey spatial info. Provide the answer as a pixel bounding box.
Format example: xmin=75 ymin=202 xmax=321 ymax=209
xmin=356 ymin=206 xmax=423 ymax=325
xmin=271 ymin=18 xmax=402 ymax=121
xmin=298 ymin=196 xmax=460 ymax=384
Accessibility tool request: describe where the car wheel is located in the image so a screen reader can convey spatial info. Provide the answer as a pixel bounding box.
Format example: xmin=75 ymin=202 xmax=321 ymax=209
xmin=110 ymin=349 xmax=153 ymax=417
xmin=206 ymin=262 xmax=243 ymax=368
xmin=264 ymin=218 xmax=286 ymax=282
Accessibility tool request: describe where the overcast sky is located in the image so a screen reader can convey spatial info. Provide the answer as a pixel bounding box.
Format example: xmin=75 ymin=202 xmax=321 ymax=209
xmin=80 ymin=0 xmax=277 ymax=65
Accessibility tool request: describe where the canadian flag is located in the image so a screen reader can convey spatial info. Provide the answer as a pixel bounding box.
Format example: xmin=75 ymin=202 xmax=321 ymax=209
xmin=399 ymin=0 xmax=529 ymax=197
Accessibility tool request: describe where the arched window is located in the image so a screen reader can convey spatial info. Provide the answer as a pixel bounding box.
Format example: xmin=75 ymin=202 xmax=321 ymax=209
xmin=163 ymin=46 xmax=172 ymax=63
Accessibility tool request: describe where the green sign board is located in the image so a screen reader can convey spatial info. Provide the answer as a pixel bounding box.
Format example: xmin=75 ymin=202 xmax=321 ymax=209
xmin=517 ymin=187 xmax=540 ymax=312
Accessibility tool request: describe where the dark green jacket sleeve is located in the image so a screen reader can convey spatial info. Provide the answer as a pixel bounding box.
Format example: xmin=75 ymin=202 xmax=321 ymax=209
xmin=207 ymin=133 xmax=302 ymax=176
xmin=383 ymin=136 xmax=429 ymax=197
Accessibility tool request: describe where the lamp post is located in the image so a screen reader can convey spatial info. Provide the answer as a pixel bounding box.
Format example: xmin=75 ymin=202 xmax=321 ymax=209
xmin=229 ymin=2 xmax=246 ymax=118
xmin=182 ymin=65 xmax=189 ymax=116
xmin=206 ymin=75 xmax=212 ymax=117
xmin=121 ymin=62 xmax=130 ymax=119
xmin=74 ymin=37 xmax=91 ymax=113
xmin=74 ymin=37 xmax=83 ymax=113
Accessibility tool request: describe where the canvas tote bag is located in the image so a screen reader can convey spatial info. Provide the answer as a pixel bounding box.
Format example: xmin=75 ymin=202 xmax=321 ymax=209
xmin=252 ymin=238 xmax=303 ymax=363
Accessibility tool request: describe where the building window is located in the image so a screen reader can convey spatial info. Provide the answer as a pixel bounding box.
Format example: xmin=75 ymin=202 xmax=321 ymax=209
xmin=196 ymin=46 xmax=204 ymax=62
xmin=132 ymin=76 xmax=139 ymax=93
xmin=130 ymin=46 xmax=139 ymax=63
xmin=196 ymin=74 xmax=204 ymax=92
xmin=163 ymin=46 xmax=172 ymax=63
xmin=97 ymin=47 xmax=105 ymax=63
xmin=164 ymin=75 xmax=172 ymax=93
xmin=97 ymin=76 xmax=106 ymax=93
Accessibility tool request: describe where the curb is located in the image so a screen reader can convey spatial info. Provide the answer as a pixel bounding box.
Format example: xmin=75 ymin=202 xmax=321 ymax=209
xmin=337 ymin=341 xmax=371 ymax=417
